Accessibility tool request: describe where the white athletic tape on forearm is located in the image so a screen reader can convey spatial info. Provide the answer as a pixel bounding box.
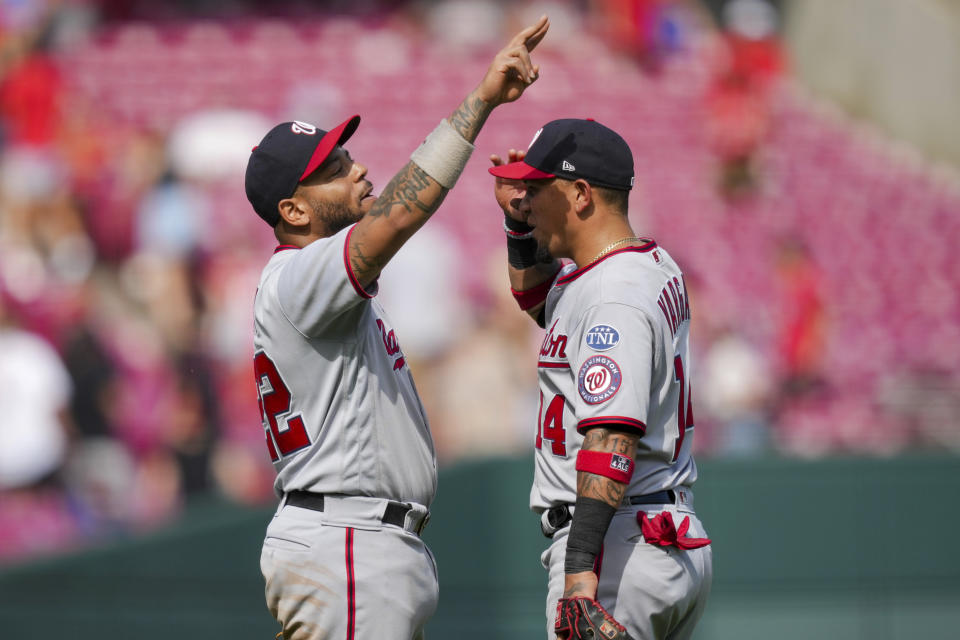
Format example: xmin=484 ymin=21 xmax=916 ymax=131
xmin=410 ymin=119 xmax=475 ymax=189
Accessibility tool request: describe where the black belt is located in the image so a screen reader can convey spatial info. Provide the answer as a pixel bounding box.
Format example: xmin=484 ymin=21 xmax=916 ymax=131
xmin=629 ymin=489 xmax=675 ymax=506
xmin=540 ymin=490 xmax=677 ymax=538
xmin=285 ymin=491 xmax=428 ymax=535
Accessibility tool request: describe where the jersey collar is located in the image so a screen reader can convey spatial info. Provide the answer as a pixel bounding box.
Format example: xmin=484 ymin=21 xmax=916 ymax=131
xmin=273 ymin=244 xmax=301 ymax=253
xmin=556 ymin=240 xmax=657 ymax=286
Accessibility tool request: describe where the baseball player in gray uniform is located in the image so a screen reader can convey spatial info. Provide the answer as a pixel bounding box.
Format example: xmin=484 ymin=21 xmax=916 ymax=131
xmin=244 ymin=16 xmax=550 ymax=640
xmin=489 ymin=119 xmax=713 ymax=640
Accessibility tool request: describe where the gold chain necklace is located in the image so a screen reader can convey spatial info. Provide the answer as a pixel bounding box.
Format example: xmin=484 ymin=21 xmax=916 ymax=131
xmin=589 ymin=236 xmax=641 ymax=264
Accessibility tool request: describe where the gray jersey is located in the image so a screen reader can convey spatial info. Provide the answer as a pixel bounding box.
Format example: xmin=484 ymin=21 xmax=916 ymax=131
xmin=530 ymin=241 xmax=697 ymax=512
xmin=253 ymin=224 xmax=437 ymax=507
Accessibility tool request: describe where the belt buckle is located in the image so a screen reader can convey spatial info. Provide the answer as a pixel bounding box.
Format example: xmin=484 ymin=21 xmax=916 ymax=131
xmin=415 ymin=512 xmax=430 ymax=536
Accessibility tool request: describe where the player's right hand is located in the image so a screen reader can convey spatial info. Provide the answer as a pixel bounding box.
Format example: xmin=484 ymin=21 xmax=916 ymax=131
xmin=476 ymin=15 xmax=549 ymax=106
xmin=490 ymin=148 xmax=528 ymax=221
xmin=555 ymin=597 xmax=635 ymax=640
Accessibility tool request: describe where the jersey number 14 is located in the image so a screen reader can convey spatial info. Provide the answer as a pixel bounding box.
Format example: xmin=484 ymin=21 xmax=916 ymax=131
xmin=672 ymin=354 xmax=695 ymax=462
xmin=534 ymin=356 xmax=694 ymax=463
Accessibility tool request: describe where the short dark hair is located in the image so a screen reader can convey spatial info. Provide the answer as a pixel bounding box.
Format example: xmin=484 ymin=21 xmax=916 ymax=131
xmin=593 ymin=185 xmax=629 ymax=214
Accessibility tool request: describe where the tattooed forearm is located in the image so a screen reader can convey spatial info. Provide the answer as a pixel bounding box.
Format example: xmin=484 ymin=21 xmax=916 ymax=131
xmin=369 ymin=162 xmax=447 ymax=219
xmin=447 ymin=92 xmax=493 ymax=142
xmin=577 ymin=427 xmax=640 ymax=507
xmin=577 ymin=472 xmax=627 ymax=506
xmin=349 ymin=237 xmax=383 ymax=284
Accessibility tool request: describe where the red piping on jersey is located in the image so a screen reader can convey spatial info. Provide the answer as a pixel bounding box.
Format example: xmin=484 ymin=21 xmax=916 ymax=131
xmin=556 ymin=241 xmax=658 ymax=286
xmin=273 ymin=244 xmax=300 ymax=253
xmin=346 ymin=527 xmax=356 ymax=640
xmin=537 ymin=361 xmax=571 ymax=369
xmin=577 ymin=416 xmax=647 ymax=436
xmin=344 ymin=225 xmax=374 ymax=299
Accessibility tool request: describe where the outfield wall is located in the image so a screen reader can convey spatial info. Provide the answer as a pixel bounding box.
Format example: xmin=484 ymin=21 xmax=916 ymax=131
xmin=1 ymin=455 xmax=958 ymax=639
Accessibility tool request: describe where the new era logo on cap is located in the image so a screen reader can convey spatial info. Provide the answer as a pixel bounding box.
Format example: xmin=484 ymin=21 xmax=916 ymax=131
xmin=489 ymin=118 xmax=634 ymax=191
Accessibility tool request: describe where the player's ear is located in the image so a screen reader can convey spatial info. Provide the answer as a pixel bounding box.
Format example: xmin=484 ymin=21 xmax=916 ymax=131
xmin=572 ymin=179 xmax=593 ymax=216
xmin=277 ymin=196 xmax=310 ymax=228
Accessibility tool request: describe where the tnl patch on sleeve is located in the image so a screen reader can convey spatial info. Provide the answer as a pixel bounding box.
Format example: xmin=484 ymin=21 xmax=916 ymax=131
xmin=584 ymin=324 xmax=620 ymax=351
xmin=577 ymin=355 xmax=622 ymax=404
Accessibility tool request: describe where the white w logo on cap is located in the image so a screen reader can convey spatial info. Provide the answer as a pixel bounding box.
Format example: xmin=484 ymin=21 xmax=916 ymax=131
xmin=291 ymin=121 xmax=317 ymax=135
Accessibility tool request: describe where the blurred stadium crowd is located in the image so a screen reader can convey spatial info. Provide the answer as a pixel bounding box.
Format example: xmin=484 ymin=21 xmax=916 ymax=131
xmin=1 ymin=0 xmax=959 ymax=563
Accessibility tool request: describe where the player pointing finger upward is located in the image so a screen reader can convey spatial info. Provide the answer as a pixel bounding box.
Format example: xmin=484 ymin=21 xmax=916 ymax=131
xmin=245 ymin=15 xmax=548 ymax=640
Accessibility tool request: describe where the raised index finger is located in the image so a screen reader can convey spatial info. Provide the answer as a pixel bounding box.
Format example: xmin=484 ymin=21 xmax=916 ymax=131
xmin=509 ymin=14 xmax=550 ymax=52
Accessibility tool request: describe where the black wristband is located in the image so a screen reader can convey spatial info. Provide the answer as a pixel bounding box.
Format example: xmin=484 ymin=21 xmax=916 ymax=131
xmin=507 ymin=237 xmax=539 ymax=269
xmin=503 ymin=214 xmax=534 ymax=234
xmin=504 ymin=215 xmax=539 ymax=269
xmin=564 ymin=497 xmax=617 ymax=574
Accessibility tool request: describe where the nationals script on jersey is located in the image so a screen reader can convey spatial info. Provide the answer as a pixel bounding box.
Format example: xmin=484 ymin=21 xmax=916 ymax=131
xmin=530 ymin=240 xmax=697 ymax=512
xmin=253 ymin=224 xmax=437 ymax=507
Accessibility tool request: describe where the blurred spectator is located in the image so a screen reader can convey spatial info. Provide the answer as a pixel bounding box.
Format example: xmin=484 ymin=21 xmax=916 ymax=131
xmin=773 ymin=237 xmax=826 ymax=399
xmin=699 ymin=326 xmax=773 ymax=455
xmin=112 ymin=251 xmax=220 ymax=498
xmin=0 ymin=292 xmax=81 ymax=562
xmin=79 ymin=128 xmax=167 ymax=262
xmin=62 ymin=436 xmax=138 ymax=536
xmin=133 ymin=167 xmax=210 ymax=259
xmin=719 ymin=0 xmax=784 ymax=85
xmin=0 ymin=294 xmax=72 ymax=490
xmin=0 ymin=22 xmax=61 ymax=148
xmin=704 ymin=0 xmax=785 ymax=199
xmin=61 ymin=314 xmax=118 ymax=440
xmin=588 ymin=0 xmax=692 ymax=72
xmin=0 ymin=183 xmax=96 ymax=309
xmin=163 ymin=355 xmax=219 ymax=495
xmin=420 ymin=252 xmax=539 ymax=462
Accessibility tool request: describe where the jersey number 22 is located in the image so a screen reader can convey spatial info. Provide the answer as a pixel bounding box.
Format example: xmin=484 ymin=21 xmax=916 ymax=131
xmin=254 ymin=351 xmax=311 ymax=461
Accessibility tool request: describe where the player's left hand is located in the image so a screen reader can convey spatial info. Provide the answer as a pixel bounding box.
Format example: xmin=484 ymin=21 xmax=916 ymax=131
xmin=476 ymin=14 xmax=549 ymax=105
xmin=490 ymin=148 xmax=528 ymax=219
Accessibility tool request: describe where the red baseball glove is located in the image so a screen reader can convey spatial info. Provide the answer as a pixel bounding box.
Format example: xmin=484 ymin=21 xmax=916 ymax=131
xmin=554 ymin=597 xmax=635 ymax=640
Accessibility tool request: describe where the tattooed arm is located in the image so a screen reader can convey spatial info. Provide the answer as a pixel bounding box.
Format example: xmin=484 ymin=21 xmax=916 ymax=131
xmin=346 ymin=91 xmax=491 ymax=288
xmin=562 ymin=427 xmax=641 ymax=601
xmin=347 ymin=15 xmax=549 ymax=288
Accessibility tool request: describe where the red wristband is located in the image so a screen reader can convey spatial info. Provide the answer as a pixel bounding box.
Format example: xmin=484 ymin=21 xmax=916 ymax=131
xmin=575 ymin=450 xmax=635 ymax=483
xmin=511 ymin=278 xmax=553 ymax=311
